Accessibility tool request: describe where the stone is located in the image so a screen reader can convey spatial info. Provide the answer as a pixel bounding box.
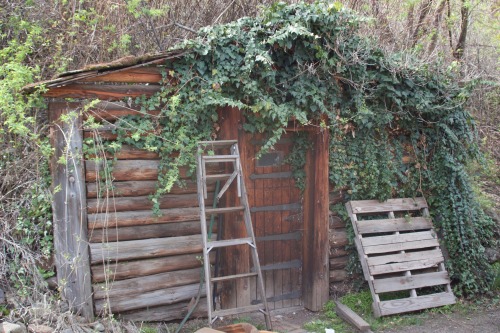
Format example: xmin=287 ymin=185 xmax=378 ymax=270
xmin=0 ymin=322 xmax=28 ymax=333
xmin=0 ymin=288 xmax=5 ymax=304
xmin=93 ymin=323 xmax=105 ymax=332
xmin=27 ymin=324 xmax=54 ymax=333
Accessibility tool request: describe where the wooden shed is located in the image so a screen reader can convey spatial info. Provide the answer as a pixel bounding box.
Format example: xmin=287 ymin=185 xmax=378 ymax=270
xmin=25 ymin=51 xmax=350 ymax=321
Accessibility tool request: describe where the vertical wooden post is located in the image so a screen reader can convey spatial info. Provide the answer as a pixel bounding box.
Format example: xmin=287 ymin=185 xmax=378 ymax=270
xmin=217 ymin=107 xmax=251 ymax=308
xmin=302 ymin=126 xmax=330 ymax=311
xmin=49 ymin=101 xmax=94 ymax=321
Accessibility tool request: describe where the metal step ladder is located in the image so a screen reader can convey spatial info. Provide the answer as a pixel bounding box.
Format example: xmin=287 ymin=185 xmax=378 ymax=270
xmin=196 ymin=140 xmax=272 ymax=330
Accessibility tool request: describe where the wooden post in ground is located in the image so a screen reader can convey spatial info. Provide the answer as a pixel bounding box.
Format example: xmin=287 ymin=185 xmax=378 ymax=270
xmin=49 ymin=101 xmax=94 ymax=321
xmin=302 ymin=125 xmax=330 ymax=311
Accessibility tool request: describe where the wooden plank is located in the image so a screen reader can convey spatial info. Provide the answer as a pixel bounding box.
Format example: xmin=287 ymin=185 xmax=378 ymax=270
xmin=85 ymin=159 xmax=159 ymax=182
xmin=361 ymin=230 xmax=437 ymax=247
xmin=373 ymin=271 xmax=450 ymax=293
xmin=85 ymin=159 xmax=220 ymax=182
xmin=48 ymin=101 xmax=94 ymax=320
xmin=367 ymin=249 xmax=443 ymax=266
xmin=89 ymin=221 xmax=205 ymax=242
xmin=249 ymin=203 xmax=301 ymax=213
xmin=88 ymin=207 xmax=200 ymax=229
xmin=260 ymin=260 xmax=302 ymax=271
xmin=91 ymin=253 xmax=206 ymax=283
xmin=329 ymin=256 xmax=349 ymax=270
xmin=249 ymin=171 xmax=293 ymax=180
xmin=218 ymin=106 xmax=251 ymax=310
xmin=86 ymin=193 xmax=203 ymax=213
xmin=44 ymin=83 xmax=161 ymax=100
xmin=89 ymin=234 xmax=207 ymax=264
xmin=369 ymin=256 xmax=444 ymax=275
xmin=364 ymin=238 xmax=440 ymax=255
xmin=95 ymin=283 xmax=204 ymax=313
xmin=84 ymin=108 xmax=160 ymax=122
xmin=356 ymin=217 xmax=433 ymax=234
xmin=80 ymin=67 xmax=163 ymax=83
xmin=119 ymin=299 xmax=208 ymax=322
xmin=93 ymin=267 xmax=201 ymax=299
xmin=350 ymin=198 xmax=428 ymax=214
xmin=329 ymin=269 xmax=348 ymax=283
xmin=255 ymin=231 xmax=301 ymax=242
xmin=378 ymin=292 xmax=456 ymax=316
xmin=330 ymin=229 xmax=348 ymax=247
xmin=334 ymin=301 xmax=371 ymax=332
xmin=87 ymin=180 xmax=206 ymax=198
xmin=302 ymin=127 xmax=330 ymax=311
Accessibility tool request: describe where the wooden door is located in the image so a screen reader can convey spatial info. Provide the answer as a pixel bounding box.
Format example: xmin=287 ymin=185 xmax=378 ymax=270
xmin=241 ymin=132 xmax=303 ymax=310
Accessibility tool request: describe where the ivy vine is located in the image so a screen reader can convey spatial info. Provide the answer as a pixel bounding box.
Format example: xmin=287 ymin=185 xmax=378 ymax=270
xmin=90 ymin=2 xmax=494 ymax=296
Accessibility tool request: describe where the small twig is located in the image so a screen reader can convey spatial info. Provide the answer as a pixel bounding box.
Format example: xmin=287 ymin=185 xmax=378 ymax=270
xmin=174 ymin=22 xmax=196 ymax=34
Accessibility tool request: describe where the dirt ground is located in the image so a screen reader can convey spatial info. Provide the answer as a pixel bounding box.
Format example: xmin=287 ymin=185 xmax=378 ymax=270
xmin=241 ymin=302 xmax=500 ymax=333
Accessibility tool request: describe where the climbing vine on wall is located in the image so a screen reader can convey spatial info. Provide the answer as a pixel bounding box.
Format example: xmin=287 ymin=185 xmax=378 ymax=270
xmin=93 ymin=2 xmax=494 ymax=296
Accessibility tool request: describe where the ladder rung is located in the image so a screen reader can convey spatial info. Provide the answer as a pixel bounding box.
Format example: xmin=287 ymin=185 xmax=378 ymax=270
xmin=207 ymin=238 xmax=253 ymax=249
xmin=205 ymin=173 xmax=233 ymax=180
xmin=211 ymin=272 xmax=258 ymax=282
xmin=213 ymin=304 xmax=267 ymax=318
xmin=198 ymin=140 xmax=238 ymax=147
xmin=206 ymin=206 xmax=245 ymax=214
xmin=202 ymin=155 xmax=238 ymax=163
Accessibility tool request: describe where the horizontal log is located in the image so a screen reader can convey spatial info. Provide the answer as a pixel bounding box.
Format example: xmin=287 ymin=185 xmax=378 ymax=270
xmin=329 ymin=247 xmax=350 ymax=258
xmin=80 ymin=67 xmax=164 ymax=83
xmin=329 ymin=229 xmax=348 ymax=247
xmin=85 ymin=159 xmax=221 ymax=182
xmin=91 ymin=253 xmax=208 ymax=283
xmin=44 ymin=83 xmax=161 ymax=100
xmin=329 ymin=214 xmax=346 ymax=229
xmin=95 ymin=282 xmax=205 ymax=313
xmin=88 ymin=207 xmax=200 ymax=229
xmin=329 ymin=269 xmax=348 ymax=283
xmin=329 ymin=256 xmax=349 ymax=270
xmin=87 ymin=179 xmax=208 ymax=198
xmin=89 ymin=221 xmax=209 ymax=242
xmin=87 ymin=192 xmax=206 ymax=214
xmin=93 ymin=267 xmax=201 ymax=300
xmin=329 ymin=190 xmax=346 ymax=205
xmin=119 ymin=298 xmax=208 ymax=322
xmin=89 ymin=234 xmax=209 ymax=264
xmin=86 ymin=159 xmax=159 ymax=182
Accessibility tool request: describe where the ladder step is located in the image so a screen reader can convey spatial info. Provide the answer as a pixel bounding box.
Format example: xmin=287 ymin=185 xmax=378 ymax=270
xmin=198 ymin=140 xmax=238 ymax=147
xmin=213 ymin=304 xmax=267 ymax=318
xmin=211 ymin=272 xmax=258 ymax=282
xmin=203 ymin=155 xmax=238 ymax=163
xmin=207 ymin=237 xmax=253 ymax=249
xmin=205 ymin=173 xmax=233 ymax=180
xmin=206 ymin=206 xmax=245 ymax=214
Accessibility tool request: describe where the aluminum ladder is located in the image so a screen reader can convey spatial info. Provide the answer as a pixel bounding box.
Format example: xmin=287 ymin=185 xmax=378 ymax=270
xmin=196 ymin=140 xmax=272 ymax=330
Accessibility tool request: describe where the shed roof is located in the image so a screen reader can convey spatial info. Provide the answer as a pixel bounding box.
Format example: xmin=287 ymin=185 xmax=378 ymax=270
xmin=23 ymin=49 xmax=188 ymax=93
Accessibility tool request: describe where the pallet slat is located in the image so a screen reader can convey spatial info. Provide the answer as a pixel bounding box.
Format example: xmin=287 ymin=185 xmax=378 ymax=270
xmin=356 ymin=217 xmax=432 ymax=234
xmin=378 ymin=292 xmax=456 ymax=316
xmin=361 ymin=230 xmax=437 ymax=247
xmin=350 ymin=198 xmax=428 ymax=214
xmin=373 ymin=271 xmax=450 ymax=293
xmin=363 ymin=238 xmax=439 ymax=254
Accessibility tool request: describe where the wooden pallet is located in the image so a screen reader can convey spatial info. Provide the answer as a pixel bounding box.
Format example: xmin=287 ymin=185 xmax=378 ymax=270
xmin=345 ymin=198 xmax=456 ymax=317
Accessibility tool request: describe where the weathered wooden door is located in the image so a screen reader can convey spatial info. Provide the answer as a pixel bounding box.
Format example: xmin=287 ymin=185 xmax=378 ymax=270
xmin=241 ymin=132 xmax=303 ymax=310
